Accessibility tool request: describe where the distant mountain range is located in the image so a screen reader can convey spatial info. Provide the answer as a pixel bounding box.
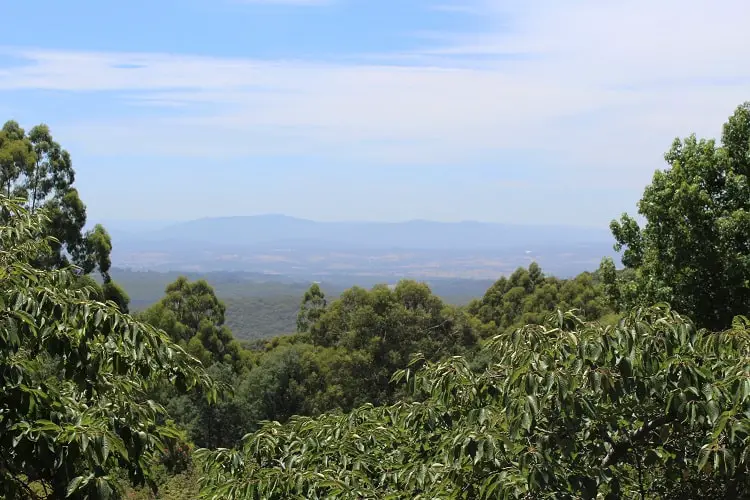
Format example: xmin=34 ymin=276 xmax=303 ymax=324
xmin=103 ymin=215 xmax=612 ymax=249
xmin=96 ymin=215 xmax=618 ymax=279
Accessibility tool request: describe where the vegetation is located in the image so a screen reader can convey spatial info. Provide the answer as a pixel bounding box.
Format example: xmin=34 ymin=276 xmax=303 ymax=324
xmin=142 ymin=278 xmax=487 ymax=452
xmin=603 ymin=102 xmax=750 ymax=331
xmin=468 ymin=262 xmax=611 ymax=332
xmin=110 ymin=270 xmax=320 ymax=339
xmin=112 ymin=269 xmax=494 ymax=341
xmin=198 ymin=306 xmax=750 ymax=499
xmin=0 ymin=197 xmax=212 ymax=499
xmin=136 ymin=277 xmax=246 ymax=369
xmin=224 ymin=295 xmax=302 ymax=340
xmin=3 ymin=103 xmax=750 ymax=498
xmin=191 ymin=102 xmax=750 ymax=498
xmin=0 ymin=120 xmax=129 ymax=311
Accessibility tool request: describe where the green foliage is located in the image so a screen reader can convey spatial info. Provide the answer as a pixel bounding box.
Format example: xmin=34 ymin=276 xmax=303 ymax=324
xmin=161 ymin=342 xmax=324 ymax=451
xmin=12 ymin=102 xmax=750 ymax=497
xmin=123 ymin=469 xmax=201 ymax=500
xmin=237 ymin=344 xmax=325 ymax=426
xmin=605 ymin=102 xmax=750 ymax=330
xmin=136 ymin=266 xmax=612 ymax=463
xmin=307 ymin=280 xmax=478 ymax=408
xmin=296 ymin=283 xmax=327 ymax=334
xmin=0 ymin=196 xmax=214 ymax=499
xmin=155 ymin=279 xmax=481 ymax=453
xmin=0 ymin=121 xmax=115 ymax=283
xmin=224 ymin=295 xmax=301 ymax=340
xmin=103 ymin=280 xmax=131 ymax=314
xmin=113 ymin=269 xmax=494 ymax=341
xmin=139 ymin=279 xmax=257 ymax=452
xmin=469 ymin=262 xmax=610 ymax=333
xmin=161 ymin=363 xmax=249 ymax=450
xmin=197 ymin=306 xmax=750 ymax=498
xmin=139 ymin=277 xmax=246 ymax=369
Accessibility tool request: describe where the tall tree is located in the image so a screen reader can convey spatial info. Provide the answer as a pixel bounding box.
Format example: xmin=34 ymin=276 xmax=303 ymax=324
xmin=469 ymin=263 xmax=609 ymax=332
xmin=604 ymin=102 xmax=750 ymax=329
xmin=0 ymin=120 xmax=117 ymax=289
xmin=304 ymin=280 xmax=477 ymax=407
xmin=26 ymin=124 xmax=74 ymax=214
xmin=139 ymin=277 xmax=243 ymax=368
xmin=296 ymin=283 xmax=327 ymax=334
xmin=0 ymin=196 xmax=214 ymax=499
xmin=0 ymin=121 xmax=35 ymax=199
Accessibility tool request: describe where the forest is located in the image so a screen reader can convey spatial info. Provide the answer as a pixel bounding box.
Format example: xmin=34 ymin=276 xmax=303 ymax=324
xmin=107 ymin=269 xmax=496 ymax=341
xmin=1 ymin=102 xmax=750 ymax=499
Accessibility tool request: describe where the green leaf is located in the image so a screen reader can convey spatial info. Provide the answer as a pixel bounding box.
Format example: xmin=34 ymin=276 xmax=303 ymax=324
xmin=521 ymin=411 xmax=532 ymax=431
xmin=697 ymin=445 xmax=712 ymax=472
xmin=706 ymin=400 xmax=720 ymax=423
xmin=96 ymin=476 xmax=112 ymax=500
xmin=527 ymin=395 xmax=539 ymax=416
xmin=66 ymin=474 xmax=92 ymax=497
xmin=712 ymin=411 xmax=733 ymax=440
xmin=33 ymin=420 xmax=61 ymax=432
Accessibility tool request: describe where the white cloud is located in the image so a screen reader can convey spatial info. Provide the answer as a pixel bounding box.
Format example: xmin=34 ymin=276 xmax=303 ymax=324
xmin=0 ymin=0 xmax=747 ymax=180
xmin=233 ymin=0 xmax=332 ymax=4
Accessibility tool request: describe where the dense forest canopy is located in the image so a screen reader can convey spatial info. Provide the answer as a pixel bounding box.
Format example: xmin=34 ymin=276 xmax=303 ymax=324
xmin=2 ymin=103 xmax=750 ymax=499
xmin=198 ymin=307 xmax=750 ymax=499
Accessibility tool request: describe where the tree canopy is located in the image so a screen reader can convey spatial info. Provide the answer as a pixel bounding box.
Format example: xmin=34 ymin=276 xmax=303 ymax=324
xmin=197 ymin=306 xmax=750 ymax=499
xmin=304 ymin=280 xmax=478 ymax=407
xmin=0 ymin=122 xmax=108 ymax=277
xmin=296 ymin=283 xmax=327 ymax=335
xmin=604 ymin=102 xmax=750 ymax=330
xmin=0 ymin=196 xmax=213 ymax=499
xmin=469 ymin=262 xmax=611 ymax=332
xmin=139 ymin=277 xmax=245 ymax=369
xmin=0 ymin=120 xmax=129 ymax=313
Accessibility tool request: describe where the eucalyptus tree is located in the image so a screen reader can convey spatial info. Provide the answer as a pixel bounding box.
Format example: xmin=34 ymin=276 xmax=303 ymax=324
xmin=139 ymin=277 xmax=244 ymax=368
xmin=0 ymin=120 xmax=123 ymax=302
xmin=296 ymin=283 xmax=327 ymax=334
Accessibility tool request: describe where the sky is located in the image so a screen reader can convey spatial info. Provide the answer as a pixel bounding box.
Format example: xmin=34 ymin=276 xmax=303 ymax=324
xmin=0 ymin=0 xmax=748 ymax=227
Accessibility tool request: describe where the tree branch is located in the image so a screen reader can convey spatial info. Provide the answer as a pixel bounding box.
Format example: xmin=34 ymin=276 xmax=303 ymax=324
xmin=601 ymin=415 xmax=672 ymax=469
xmin=0 ymin=464 xmax=43 ymax=500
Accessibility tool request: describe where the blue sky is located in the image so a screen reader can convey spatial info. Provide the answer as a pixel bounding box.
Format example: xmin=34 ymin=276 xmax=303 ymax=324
xmin=1 ymin=0 xmax=748 ymax=226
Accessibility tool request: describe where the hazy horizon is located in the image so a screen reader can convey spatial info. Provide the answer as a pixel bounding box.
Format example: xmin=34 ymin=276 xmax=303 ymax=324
xmin=92 ymin=213 xmax=613 ymax=231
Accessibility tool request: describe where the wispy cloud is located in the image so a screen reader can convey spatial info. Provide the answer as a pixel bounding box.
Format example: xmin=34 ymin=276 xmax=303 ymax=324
xmin=428 ymin=4 xmax=485 ymax=15
xmin=0 ymin=0 xmax=747 ymax=181
xmin=234 ymin=0 xmax=332 ymax=4
xmin=1 ymin=54 xmax=619 ymax=167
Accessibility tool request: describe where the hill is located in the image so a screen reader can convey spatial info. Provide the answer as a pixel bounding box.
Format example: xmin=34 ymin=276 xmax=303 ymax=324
xmin=101 ymin=216 xmax=615 ymax=279
xmin=116 ymin=215 xmax=610 ymax=250
xmin=111 ymin=268 xmax=495 ymax=340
